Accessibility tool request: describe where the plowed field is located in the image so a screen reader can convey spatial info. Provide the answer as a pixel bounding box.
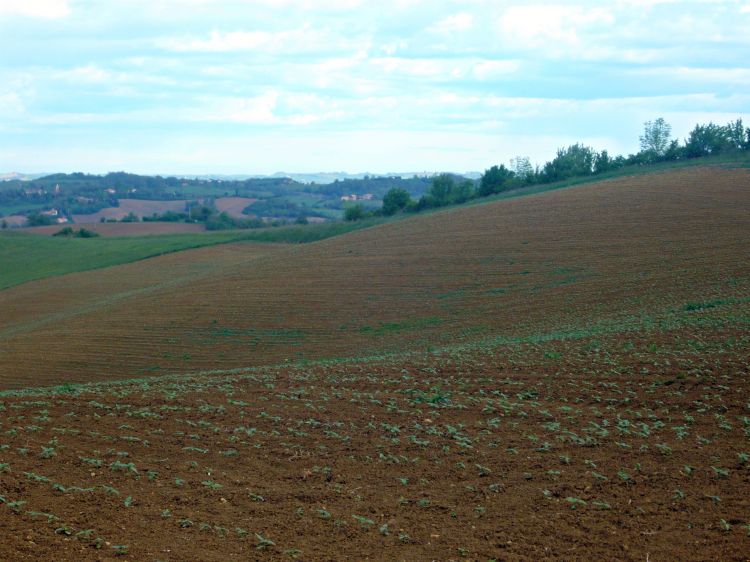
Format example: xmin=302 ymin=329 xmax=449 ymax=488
xmin=1 ymin=166 xmax=749 ymax=561
xmin=0 ymin=318 xmax=748 ymax=561
xmin=1 ymin=167 xmax=748 ymax=388
xmin=73 ymin=200 xmax=190 ymax=223
xmin=214 ymin=197 xmax=257 ymax=219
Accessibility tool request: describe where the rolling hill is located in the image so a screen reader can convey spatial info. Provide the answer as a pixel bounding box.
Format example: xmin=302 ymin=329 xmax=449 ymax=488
xmin=1 ymin=166 xmax=748 ymax=389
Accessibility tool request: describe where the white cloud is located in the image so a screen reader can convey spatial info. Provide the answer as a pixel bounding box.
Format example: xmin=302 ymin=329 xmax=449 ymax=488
xmin=206 ymin=93 xmax=279 ymax=124
xmin=0 ymin=91 xmax=25 ymax=116
xmin=132 ymin=0 xmax=363 ymax=14
xmin=472 ymin=60 xmax=521 ymax=80
xmin=634 ymin=66 xmax=750 ymax=85
xmin=59 ymin=65 xmax=112 ymax=83
xmin=0 ymin=0 xmax=70 ymax=19
xmin=431 ymin=12 xmax=474 ymax=33
xmin=157 ymin=26 xmax=359 ymax=54
xmin=373 ymin=57 xmax=453 ymax=78
xmin=52 ymin=64 xmax=177 ymax=87
xmin=615 ymin=0 xmax=680 ymax=6
xmin=371 ymin=57 xmax=519 ymax=81
xmin=498 ymin=4 xmax=615 ymax=52
xmin=243 ymin=0 xmax=363 ymax=8
xmin=192 ymin=92 xmax=346 ymax=126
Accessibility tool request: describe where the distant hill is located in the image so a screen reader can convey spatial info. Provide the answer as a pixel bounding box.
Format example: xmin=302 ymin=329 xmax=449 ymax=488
xmin=0 ymin=172 xmax=48 ymax=181
xmin=0 ymin=170 xmax=438 ymax=223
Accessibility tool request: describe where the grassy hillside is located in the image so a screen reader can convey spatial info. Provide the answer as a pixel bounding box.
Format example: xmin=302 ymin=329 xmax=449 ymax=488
xmin=0 ymin=218 xmax=383 ymax=290
xmin=1 ymin=166 xmax=748 ymax=389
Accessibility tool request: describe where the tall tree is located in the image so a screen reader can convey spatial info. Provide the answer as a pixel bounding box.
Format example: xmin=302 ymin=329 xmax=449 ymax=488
xmin=594 ymin=150 xmax=614 ymax=174
xmin=510 ymin=156 xmax=534 ymax=183
xmin=724 ymin=119 xmax=747 ymax=150
xmin=428 ymin=174 xmax=455 ymax=205
xmin=639 ymin=118 xmax=672 ymax=160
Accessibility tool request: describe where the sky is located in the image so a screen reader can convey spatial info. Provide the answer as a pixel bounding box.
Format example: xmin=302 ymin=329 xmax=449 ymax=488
xmin=1 ymin=0 xmax=749 ymax=175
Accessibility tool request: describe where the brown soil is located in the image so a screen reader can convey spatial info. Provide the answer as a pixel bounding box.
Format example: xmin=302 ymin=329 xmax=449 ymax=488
xmin=1 ymin=215 xmax=28 ymax=227
xmin=0 ymin=321 xmax=748 ymax=561
xmin=1 ymin=167 xmax=748 ymax=388
xmin=0 ymin=242 xmax=288 ymax=388
xmin=214 ymin=197 xmax=257 ymax=219
xmin=1 ymin=167 xmax=749 ymax=561
xmin=73 ymin=200 xmax=191 ymax=223
xmin=69 ymin=197 xmax=256 ymax=224
xmin=25 ymin=222 xmax=207 ymax=237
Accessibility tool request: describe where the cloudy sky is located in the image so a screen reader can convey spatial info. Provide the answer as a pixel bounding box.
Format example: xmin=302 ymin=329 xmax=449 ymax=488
xmin=1 ymin=0 xmax=749 ymax=174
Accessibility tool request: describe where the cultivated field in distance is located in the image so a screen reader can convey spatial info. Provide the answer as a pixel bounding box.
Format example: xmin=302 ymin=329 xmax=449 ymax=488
xmin=27 ymin=221 xmax=207 ymax=237
xmin=214 ymin=196 xmax=258 ymax=218
xmin=69 ymin=197 xmax=258 ymax=224
xmin=72 ymin=199 xmax=191 ymax=223
xmin=0 ymin=166 xmax=748 ymax=560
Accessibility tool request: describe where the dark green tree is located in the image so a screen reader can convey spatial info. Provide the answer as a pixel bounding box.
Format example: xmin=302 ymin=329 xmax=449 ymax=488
xmin=541 ymin=144 xmax=596 ymax=182
xmin=478 ymin=165 xmax=514 ymax=197
xmin=344 ymin=204 xmax=366 ymax=221
xmin=684 ymin=122 xmax=730 ymax=157
xmin=451 ymin=180 xmax=474 ymax=204
xmin=593 ymin=150 xmax=614 ymax=174
xmin=121 ymin=212 xmax=139 ymax=223
xmin=428 ymin=174 xmax=455 ymax=205
xmin=53 ymin=226 xmax=75 ymax=237
xmin=26 ymin=213 xmax=56 ymax=226
xmin=382 ymin=187 xmax=412 ymax=215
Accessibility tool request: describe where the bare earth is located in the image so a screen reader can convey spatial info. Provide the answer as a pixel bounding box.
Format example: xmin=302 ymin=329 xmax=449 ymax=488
xmin=0 ymin=167 xmax=747 ymax=388
xmin=0 ymin=167 xmax=749 ymax=561
xmin=72 ymin=199 xmax=190 ymax=223
xmin=214 ymin=197 xmax=257 ymax=219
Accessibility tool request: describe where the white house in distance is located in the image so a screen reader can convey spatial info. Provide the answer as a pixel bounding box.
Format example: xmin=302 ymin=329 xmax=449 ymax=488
xmin=39 ymin=208 xmax=68 ymax=223
xmin=340 ymin=193 xmax=374 ymax=202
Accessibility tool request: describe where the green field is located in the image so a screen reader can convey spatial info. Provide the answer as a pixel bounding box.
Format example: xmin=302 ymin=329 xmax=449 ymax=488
xmin=0 ymin=219 xmax=384 ymax=290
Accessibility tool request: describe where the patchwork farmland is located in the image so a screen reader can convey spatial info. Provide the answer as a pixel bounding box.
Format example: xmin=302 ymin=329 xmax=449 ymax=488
xmin=1 ymin=166 xmax=749 ymax=560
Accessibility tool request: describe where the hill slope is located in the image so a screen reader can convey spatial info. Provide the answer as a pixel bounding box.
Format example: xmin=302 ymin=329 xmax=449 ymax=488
xmin=0 ymin=166 xmax=748 ymax=389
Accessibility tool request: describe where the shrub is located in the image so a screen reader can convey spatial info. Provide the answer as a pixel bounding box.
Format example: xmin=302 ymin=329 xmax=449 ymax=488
xmin=344 ymin=204 xmax=366 ymax=221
